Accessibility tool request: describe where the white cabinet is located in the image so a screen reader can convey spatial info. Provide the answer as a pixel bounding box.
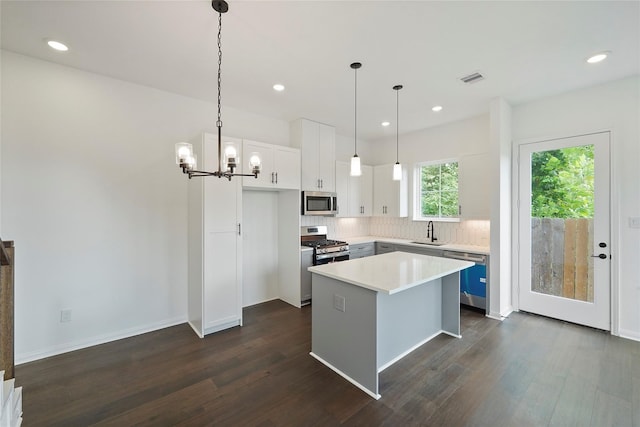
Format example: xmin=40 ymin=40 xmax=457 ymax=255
xmin=290 ymin=118 xmax=336 ymax=192
xmin=335 ymin=161 xmax=373 ymax=217
xmin=188 ymin=133 xmax=242 ymax=338
xmin=373 ymin=164 xmax=408 ymax=217
xmin=242 ymin=140 xmax=300 ymax=190
xmin=458 ymin=152 xmax=490 ymax=219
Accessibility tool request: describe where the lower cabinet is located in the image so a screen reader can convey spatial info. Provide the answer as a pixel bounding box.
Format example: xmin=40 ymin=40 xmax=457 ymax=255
xmin=350 ymin=242 xmax=375 ymax=259
xmin=394 ymin=244 xmax=444 ymax=258
xmin=300 ymin=249 xmax=313 ymax=304
xmin=375 ymin=242 xmax=396 ymax=254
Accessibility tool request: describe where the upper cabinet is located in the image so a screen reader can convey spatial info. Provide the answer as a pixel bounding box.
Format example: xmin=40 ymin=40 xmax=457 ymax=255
xmin=458 ymin=152 xmax=490 ymax=219
xmin=290 ymin=118 xmax=336 ymax=192
xmin=242 ymin=140 xmax=300 ymax=190
xmin=335 ymin=161 xmax=373 ymax=217
xmin=373 ymin=164 xmax=408 ymax=217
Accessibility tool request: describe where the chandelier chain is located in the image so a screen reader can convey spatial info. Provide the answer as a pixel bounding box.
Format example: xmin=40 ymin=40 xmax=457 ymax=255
xmin=217 ymin=11 xmax=223 ymax=128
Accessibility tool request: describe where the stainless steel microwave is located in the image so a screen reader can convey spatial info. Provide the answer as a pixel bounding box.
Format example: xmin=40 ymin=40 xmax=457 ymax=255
xmin=301 ymin=191 xmax=338 ymax=216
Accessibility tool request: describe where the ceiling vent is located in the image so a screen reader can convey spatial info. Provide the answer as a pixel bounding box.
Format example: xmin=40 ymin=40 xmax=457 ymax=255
xmin=460 ymin=72 xmax=485 ymax=84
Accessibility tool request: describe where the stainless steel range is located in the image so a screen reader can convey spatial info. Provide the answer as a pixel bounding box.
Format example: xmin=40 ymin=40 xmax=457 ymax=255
xmin=300 ymin=226 xmax=350 ymax=305
xmin=300 ymin=226 xmax=350 ymax=265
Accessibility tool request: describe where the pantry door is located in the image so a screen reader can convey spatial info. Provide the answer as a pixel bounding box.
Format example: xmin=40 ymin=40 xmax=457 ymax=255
xmin=518 ymin=132 xmax=610 ymax=330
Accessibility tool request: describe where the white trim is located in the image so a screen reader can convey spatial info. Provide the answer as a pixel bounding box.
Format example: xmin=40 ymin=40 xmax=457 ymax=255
xmin=515 ymin=131 xmax=612 ymax=331
xmin=188 ymin=320 xmax=204 ymax=338
xmin=16 ymin=316 xmax=187 ymax=365
xmin=412 ymin=158 xmax=461 ymax=221
xmin=618 ymin=329 xmax=640 ymax=342
xmin=203 ymin=317 xmax=241 ymax=336
xmin=378 ymin=330 xmax=445 ymax=373
xmin=486 ymin=312 xmax=505 ymax=321
xmin=309 ymin=352 xmax=381 ymax=400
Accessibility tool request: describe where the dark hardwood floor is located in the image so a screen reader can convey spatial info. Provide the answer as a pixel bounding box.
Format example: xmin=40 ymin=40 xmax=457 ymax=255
xmin=16 ymin=300 xmax=640 ymax=426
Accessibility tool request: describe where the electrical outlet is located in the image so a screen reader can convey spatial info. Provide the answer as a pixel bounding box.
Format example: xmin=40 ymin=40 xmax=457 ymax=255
xmin=629 ymin=217 xmax=640 ymax=229
xmin=60 ymin=309 xmax=72 ymax=323
xmin=333 ymin=294 xmax=346 ymax=312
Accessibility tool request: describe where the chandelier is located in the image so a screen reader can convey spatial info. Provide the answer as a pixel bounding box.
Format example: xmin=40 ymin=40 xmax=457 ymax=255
xmin=175 ymin=0 xmax=260 ymax=180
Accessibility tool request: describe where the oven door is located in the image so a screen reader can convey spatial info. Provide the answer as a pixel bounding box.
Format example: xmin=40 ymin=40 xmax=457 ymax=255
xmin=315 ymin=252 xmax=350 ymax=265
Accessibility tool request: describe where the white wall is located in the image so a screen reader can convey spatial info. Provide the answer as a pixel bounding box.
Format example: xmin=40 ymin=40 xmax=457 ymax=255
xmin=242 ymin=190 xmax=279 ymax=306
xmin=512 ymin=76 xmax=640 ymax=340
xmin=1 ymin=51 xmax=290 ymax=362
xmin=367 ymin=114 xmax=490 ymax=166
xmin=335 ymin=133 xmax=374 ymax=165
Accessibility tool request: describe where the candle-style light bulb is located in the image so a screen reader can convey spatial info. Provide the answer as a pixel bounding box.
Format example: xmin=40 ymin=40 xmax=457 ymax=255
xmin=175 ymin=142 xmax=193 ymax=165
xmin=249 ymin=152 xmax=261 ymax=175
xmin=224 ymin=144 xmax=237 ymax=172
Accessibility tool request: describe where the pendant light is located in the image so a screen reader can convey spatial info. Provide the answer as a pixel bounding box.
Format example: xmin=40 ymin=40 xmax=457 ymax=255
xmin=350 ymin=62 xmax=362 ymax=176
xmin=175 ymin=0 xmax=260 ymax=181
xmin=392 ymin=84 xmax=403 ymax=181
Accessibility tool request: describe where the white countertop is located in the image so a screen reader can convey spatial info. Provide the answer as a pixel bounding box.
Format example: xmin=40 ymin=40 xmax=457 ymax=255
xmin=343 ymin=235 xmax=490 ymax=255
xmin=308 ymin=251 xmax=474 ymax=295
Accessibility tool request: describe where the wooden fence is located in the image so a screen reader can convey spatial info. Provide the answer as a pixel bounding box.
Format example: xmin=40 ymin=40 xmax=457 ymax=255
xmin=531 ymin=218 xmax=593 ymax=302
xmin=0 ymin=239 xmax=14 ymax=379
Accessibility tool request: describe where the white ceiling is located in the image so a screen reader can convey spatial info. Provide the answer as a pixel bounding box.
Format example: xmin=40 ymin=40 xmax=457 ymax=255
xmin=1 ymin=1 xmax=639 ymax=141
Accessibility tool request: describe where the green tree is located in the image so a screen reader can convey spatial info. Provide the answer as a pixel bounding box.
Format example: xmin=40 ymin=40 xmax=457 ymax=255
xmin=421 ymin=162 xmax=458 ymax=217
xmin=531 ymin=145 xmax=594 ymax=218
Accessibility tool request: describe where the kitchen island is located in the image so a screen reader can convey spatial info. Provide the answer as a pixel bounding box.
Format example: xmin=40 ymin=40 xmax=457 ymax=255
xmin=308 ymin=251 xmax=473 ymax=399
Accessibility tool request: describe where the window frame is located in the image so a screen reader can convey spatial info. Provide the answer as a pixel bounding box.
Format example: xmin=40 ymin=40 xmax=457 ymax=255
xmin=413 ymin=158 xmax=461 ymax=222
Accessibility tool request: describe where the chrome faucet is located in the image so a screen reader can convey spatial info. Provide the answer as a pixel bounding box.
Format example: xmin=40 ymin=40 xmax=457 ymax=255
xmin=426 ymin=221 xmax=437 ymax=243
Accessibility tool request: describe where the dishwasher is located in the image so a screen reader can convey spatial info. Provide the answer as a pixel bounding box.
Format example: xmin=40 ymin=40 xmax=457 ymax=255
xmin=443 ymin=251 xmax=488 ymax=313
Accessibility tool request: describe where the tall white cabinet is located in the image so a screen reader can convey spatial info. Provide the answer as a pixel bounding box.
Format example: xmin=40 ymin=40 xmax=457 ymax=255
xmin=290 ymin=118 xmax=336 ymax=192
xmin=188 ymin=133 xmax=243 ymax=337
xmin=373 ymin=164 xmax=408 ymax=217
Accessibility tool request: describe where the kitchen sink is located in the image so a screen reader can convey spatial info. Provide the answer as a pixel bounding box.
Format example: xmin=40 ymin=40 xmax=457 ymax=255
xmin=410 ymin=241 xmax=445 ymax=246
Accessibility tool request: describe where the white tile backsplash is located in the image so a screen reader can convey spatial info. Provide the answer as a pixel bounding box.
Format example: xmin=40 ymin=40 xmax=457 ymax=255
xmin=301 ymin=216 xmax=371 ymax=239
xmin=301 ymin=215 xmax=490 ymax=246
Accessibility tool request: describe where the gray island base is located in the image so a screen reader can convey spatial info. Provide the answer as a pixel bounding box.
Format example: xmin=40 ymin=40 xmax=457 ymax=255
xmin=308 ymin=251 xmax=473 ymax=399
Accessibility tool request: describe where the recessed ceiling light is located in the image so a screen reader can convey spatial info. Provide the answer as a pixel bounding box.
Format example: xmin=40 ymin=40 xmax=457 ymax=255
xmin=586 ymin=51 xmax=610 ymax=64
xmin=381 ymin=121 xmax=390 ymax=127
xmin=273 ymin=84 xmax=285 ymax=92
xmin=432 ymin=105 xmax=443 ymax=112
xmin=47 ymin=40 xmax=69 ymax=52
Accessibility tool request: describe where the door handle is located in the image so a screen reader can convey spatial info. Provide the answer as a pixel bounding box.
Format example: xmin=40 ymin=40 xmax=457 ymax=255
xmin=275 ymin=172 xmax=278 ymax=184
xmin=238 ymin=223 xmax=241 ymax=236
xmin=591 ymin=253 xmax=607 ymax=259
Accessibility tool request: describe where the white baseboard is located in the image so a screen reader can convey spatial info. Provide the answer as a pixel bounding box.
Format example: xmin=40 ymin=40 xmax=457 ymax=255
xmin=618 ymin=328 xmax=640 ymax=342
xmin=16 ymin=316 xmax=187 ymax=365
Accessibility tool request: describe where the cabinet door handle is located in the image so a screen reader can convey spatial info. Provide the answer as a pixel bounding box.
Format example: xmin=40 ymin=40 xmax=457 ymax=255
xmin=275 ymin=172 xmax=278 ymax=184
xmin=238 ymin=223 xmax=241 ymax=236
xmin=317 ymin=179 xmax=320 ymax=188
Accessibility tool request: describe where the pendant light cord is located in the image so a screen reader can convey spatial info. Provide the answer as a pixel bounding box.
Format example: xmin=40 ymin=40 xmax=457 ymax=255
xmin=354 ymin=66 xmax=358 ymax=155
xmin=396 ymin=88 xmax=399 ymax=162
